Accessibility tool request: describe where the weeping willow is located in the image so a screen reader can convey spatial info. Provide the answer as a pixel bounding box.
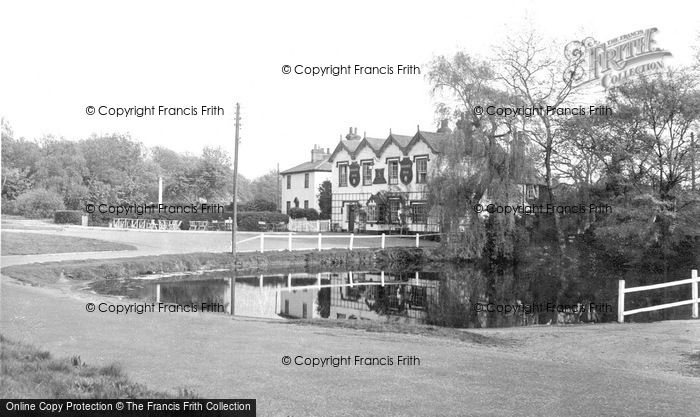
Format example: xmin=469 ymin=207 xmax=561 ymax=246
xmin=428 ymin=121 xmax=534 ymax=260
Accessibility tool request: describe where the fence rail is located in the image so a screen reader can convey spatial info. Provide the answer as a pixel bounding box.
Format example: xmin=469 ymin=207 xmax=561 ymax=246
xmin=255 ymin=232 xmax=441 ymax=252
xmin=617 ymin=269 xmax=699 ymax=323
xmin=287 ymin=219 xmax=331 ymax=233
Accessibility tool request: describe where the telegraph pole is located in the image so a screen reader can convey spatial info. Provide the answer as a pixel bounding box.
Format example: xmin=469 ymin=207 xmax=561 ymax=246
xmin=692 ymin=131 xmax=696 ymax=191
xmin=232 ymin=103 xmax=241 ymax=257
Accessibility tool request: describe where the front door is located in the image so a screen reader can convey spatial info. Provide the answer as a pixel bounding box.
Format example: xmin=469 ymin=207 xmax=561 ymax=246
xmin=347 ymin=204 xmax=355 ymax=232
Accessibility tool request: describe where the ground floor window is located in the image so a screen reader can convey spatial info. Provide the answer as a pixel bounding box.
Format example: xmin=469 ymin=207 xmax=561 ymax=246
xmin=411 ymin=202 xmax=428 ymax=224
xmin=304 ymin=200 xmax=309 ymax=209
xmin=286 ymin=201 xmax=291 ymax=213
xmin=388 ymin=199 xmax=401 ymax=224
xmin=366 ymin=203 xmax=377 ymax=222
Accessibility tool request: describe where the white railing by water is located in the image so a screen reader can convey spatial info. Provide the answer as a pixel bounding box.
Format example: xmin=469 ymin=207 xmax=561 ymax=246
xmin=617 ymin=269 xmax=699 ymax=323
xmin=254 ymin=232 xmax=441 ymax=253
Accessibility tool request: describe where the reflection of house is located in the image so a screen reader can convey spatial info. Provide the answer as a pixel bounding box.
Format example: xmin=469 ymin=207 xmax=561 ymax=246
xmin=279 ymin=288 xmax=318 ymax=319
xmin=280 ymin=145 xmax=332 ymax=214
xmin=328 ymin=125 xmax=451 ymax=232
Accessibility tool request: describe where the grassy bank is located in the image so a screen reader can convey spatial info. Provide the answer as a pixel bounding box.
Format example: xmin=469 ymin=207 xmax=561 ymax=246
xmin=1 ymin=233 xmax=136 ymax=255
xmin=1 ymin=248 xmax=426 ymax=286
xmin=292 ymin=319 xmax=509 ymax=346
xmin=0 ymin=335 xmax=195 ymax=398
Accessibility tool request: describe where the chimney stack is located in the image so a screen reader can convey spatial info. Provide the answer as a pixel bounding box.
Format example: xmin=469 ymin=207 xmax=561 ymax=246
xmin=345 ymin=126 xmax=361 ymax=141
xmin=437 ymin=119 xmax=452 ymax=134
xmin=311 ymin=144 xmax=330 ymax=162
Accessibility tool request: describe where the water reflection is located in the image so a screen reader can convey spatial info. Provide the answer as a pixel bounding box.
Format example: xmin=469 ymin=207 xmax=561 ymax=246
xmin=137 ymin=265 xmax=694 ymax=328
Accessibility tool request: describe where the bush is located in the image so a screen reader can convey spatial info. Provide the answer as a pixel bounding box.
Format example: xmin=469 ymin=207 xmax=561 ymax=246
xmin=288 ymin=207 xmax=319 ymax=220
xmin=241 ymin=198 xmax=277 ymax=212
xmin=54 ymin=210 xmax=84 ymax=224
xmin=237 ymin=211 xmax=289 ymax=231
xmin=14 ymin=189 xmax=65 ymax=218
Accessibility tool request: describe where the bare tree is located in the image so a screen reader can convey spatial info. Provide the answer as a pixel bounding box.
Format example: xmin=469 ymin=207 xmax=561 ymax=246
xmin=494 ymin=30 xmax=586 ymax=254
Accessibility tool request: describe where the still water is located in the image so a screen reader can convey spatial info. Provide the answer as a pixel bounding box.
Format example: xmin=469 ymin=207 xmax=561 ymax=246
xmin=126 ymin=265 xmax=694 ymax=328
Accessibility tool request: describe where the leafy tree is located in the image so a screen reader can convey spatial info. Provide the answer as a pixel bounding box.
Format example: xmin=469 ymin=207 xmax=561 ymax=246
xmin=317 ymin=180 xmax=332 ymax=220
xmin=249 ymin=170 xmax=280 ymax=205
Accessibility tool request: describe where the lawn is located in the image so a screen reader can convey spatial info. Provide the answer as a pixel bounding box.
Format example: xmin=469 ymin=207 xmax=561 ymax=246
xmin=1 ymin=233 xmax=136 ymax=255
xmin=0 ymin=334 xmax=196 ymax=398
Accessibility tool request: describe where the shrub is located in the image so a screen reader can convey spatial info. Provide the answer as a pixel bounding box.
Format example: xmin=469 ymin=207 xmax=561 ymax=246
xmin=237 ymin=211 xmax=289 ymax=231
xmin=14 ymin=189 xmax=65 ymax=218
xmin=54 ymin=210 xmax=84 ymax=224
xmin=244 ymin=198 xmax=277 ymax=212
xmin=288 ymin=207 xmax=319 ymax=220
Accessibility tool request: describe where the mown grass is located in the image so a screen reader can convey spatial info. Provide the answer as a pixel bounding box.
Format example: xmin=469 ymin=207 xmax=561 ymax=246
xmin=1 ymin=233 xmax=136 ymax=255
xmin=0 ymin=334 xmax=196 ymax=398
xmin=0 ymin=248 xmax=393 ymax=286
xmin=292 ymin=318 xmax=511 ymax=347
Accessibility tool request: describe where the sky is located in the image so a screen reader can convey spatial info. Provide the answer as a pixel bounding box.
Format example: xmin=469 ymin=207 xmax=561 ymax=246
xmin=1 ymin=0 xmax=699 ymax=178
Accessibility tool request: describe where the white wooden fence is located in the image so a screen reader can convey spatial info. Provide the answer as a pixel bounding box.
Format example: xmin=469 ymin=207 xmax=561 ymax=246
xmin=287 ymin=218 xmax=331 ymax=233
xmin=255 ymin=232 xmax=440 ymax=253
xmin=617 ymin=269 xmax=699 ymax=323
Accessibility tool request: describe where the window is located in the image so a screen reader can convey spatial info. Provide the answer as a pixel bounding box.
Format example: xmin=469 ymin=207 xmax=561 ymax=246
xmin=304 ymin=173 xmax=309 ymax=188
xmin=286 ymin=201 xmax=291 ymax=213
xmin=304 ymin=200 xmax=309 ymax=209
xmin=416 ymin=158 xmax=428 ymax=184
xmin=362 ymin=162 xmax=373 ymax=186
xmin=286 ymin=175 xmax=291 ymax=189
xmin=526 ymin=185 xmax=538 ymax=199
xmin=388 ymin=199 xmax=400 ymax=223
xmin=388 ymin=160 xmax=399 ymax=185
xmin=338 ymin=164 xmax=348 ymax=187
xmin=302 ymin=303 xmax=308 ymax=319
xmin=366 ymin=203 xmax=377 ymax=222
xmin=412 ymin=202 xmax=427 ymax=224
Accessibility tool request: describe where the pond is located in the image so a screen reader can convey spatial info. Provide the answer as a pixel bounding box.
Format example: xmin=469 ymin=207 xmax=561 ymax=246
xmin=95 ymin=263 xmax=696 ymax=328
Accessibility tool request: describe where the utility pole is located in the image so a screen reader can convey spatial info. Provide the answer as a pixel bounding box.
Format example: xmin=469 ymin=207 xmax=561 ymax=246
xmin=692 ymin=131 xmax=696 ymax=191
xmin=232 ymin=103 xmax=241 ymax=257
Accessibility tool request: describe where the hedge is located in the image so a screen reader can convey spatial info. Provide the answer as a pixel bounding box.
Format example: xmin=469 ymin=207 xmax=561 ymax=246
xmin=288 ymin=207 xmax=320 ymax=220
xmin=54 ymin=210 xmax=83 ymax=224
xmin=87 ymin=205 xmax=288 ymax=231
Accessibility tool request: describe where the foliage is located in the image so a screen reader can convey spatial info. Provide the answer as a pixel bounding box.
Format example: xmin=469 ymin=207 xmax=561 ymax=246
xmin=288 ymin=207 xmax=319 ymax=220
xmin=13 ymin=188 xmax=65 ymax=218
xmin=240 ymin=197 xmax=277 ymax=212
xmin=54 ymin=210 xmax=83 ymax=224
xmin=317 ymin=180 xmax=332 ymax=220
xmin=236 ymin=211 xmax=289 ymax=231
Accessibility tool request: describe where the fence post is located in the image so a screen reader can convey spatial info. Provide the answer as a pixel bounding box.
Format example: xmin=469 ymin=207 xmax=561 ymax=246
xmin=415 ymin=233 xmax=420 ymax=248
xmin=288 ymin=232 xmax=293 ymax=251
xmin=617 ymin=280 xmax=625 ymax=323
xmin=381 ymin=233 xmax=386 ymax=249
xmin=318 ymin=233 xmax=322 ymax=251
xmin=260 ymin=233 xmax=265 ymax=253
xmin=380 ymin=270 xmax=385 ymax=287
xmin=316 ymin=220 xmax=320 ymax=232
xmin=349 ymin=233 xmax=354 ymax=251
xmin=692 ymin=269 xmax=698 ymax=319
xmin=156 ymin=283 xmax=161 ymax=304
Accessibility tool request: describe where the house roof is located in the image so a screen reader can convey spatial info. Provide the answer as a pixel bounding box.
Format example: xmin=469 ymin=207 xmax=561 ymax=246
xmin=328 ymin=130 xmax=451 ymax=162
xmin=280 ymin=159 xmax=332 ymax=175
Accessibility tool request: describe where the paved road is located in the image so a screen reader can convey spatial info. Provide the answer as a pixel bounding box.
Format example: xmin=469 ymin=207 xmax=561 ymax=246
xmin=1 ymin=227 xmax=430 ymax=267
xmin=2 ymin=278 xmax=699 ymax=417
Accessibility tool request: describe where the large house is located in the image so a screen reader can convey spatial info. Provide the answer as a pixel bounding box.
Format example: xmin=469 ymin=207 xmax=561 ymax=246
xmin=327 ymin=123 xmax=545 ymax=233
xmin=280 ymin=145 xmax=332 ymax=214
xmin=327 ymin=124 xmax=452 ymax=233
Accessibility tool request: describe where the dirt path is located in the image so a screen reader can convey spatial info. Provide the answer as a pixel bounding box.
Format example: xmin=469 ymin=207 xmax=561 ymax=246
xmin=2 ymin=276 xmax=699 ymax=417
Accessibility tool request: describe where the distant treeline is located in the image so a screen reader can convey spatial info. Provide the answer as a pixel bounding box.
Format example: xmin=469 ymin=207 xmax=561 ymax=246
xmin=0 ymin=124 xmax=280 ymax=219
